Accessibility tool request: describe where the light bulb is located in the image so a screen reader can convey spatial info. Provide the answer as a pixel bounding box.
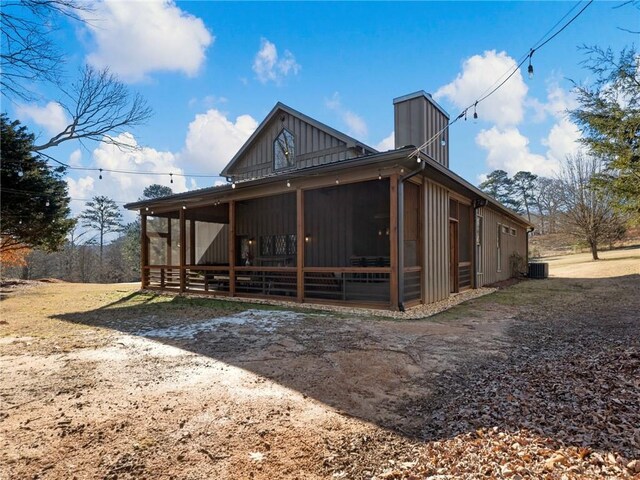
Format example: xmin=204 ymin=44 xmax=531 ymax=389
xmin=528 ymin=63 xmax=534 ymax=79
xmin=286 ymin=179 xmax=291 ymax=188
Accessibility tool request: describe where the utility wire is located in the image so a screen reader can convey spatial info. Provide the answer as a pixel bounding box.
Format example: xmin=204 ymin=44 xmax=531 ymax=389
xmin=409 ymin=0 xmax=593 ymax=159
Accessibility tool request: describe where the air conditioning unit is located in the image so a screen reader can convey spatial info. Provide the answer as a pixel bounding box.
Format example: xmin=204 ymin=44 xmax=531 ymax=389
xmin=528 ymin=262 xmax=549 ymax=279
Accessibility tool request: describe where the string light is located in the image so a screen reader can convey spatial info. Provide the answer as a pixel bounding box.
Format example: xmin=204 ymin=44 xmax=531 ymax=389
xmin=335 ymin=178 xmax=340 ymax=184
xmin=170 ymin=173 xmax=174 ymax=184
xmin=286 ymin=179 xmax=291 ymax=188
xmin=17 ymin=169 xmax=23 ymax=177
xmin=378 ymin=171 xmax=382 ymax=180
xmin=473 ymin=101 xmax=478 ymax=121
xmin=231 ymin=182 xmax=236 ymax=189
xmin=45 ymin=199 xmax=50 ymax=207
xmin=99 ymin=168 xmax=103 ymax=180
xmin=408 ymin=0 xmax=592 ymax=160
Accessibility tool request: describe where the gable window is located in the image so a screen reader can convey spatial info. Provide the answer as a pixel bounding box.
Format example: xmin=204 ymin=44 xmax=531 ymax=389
xmin=274 ymin=129 xmax=295 ymax=170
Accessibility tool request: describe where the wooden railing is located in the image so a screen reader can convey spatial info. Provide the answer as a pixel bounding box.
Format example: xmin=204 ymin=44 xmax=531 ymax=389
xmin=234 ymin=266 xmax=297 ymax=298
xmin=144 ymin=266 xmax=181 ymax=290
xmin=185 ymin=266 xmax=230 ymax=294
xmin=143 ymin=265 xmax=395 ymax=306
xmin=303 ymin=267 xmax=391 ymax=303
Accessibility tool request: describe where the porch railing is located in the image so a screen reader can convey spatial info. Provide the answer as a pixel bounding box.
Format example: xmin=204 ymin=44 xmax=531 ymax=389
xmin=233 ymin=267 xmax=297 ymax=298
xmin=185 ymin=266 xmax=231 ymax=294
xmin=143 ymin=265 xmax=397 ymax=306
xmin=303 ymin=267 xmax=390 ymax=304
xmin=144 ymin=266 xmax=181 ymax=290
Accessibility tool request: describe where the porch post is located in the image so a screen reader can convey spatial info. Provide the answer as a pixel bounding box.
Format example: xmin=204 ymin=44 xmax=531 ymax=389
xmin=389 ymin=174 xmax=399 ymax=310
xmin=140 ymin=213 xmax=148 ymax=288
xmin=189 ymin=219 xmax=196 ymax=265
xmin=296 ymin=188 xmax=304 ymax=303
xmin=228 ymin=200 xmax=236 ymax=297
xmin=179 ymin=208 xmax=186 ymax=292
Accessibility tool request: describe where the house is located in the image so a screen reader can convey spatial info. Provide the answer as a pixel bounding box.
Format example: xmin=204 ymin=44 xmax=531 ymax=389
xmin=125 ymin=91 xmax=533 ymax=311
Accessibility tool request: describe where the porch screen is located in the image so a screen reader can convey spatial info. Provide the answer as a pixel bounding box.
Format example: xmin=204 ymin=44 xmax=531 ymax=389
xmin=146 ymin=215 xmax=179 ymax=266
xmin=304 ymin=179 xmax=390 ymax=267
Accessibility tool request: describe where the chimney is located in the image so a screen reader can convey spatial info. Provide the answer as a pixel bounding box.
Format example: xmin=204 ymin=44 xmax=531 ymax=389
xmin=393 ymin=91 xmax=450 ymax=168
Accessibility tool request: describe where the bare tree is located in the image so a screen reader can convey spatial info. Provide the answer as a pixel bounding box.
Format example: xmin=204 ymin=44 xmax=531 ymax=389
xmin=557 ymin=152 xmax=625 ymax=260
xmin=533 ymin=177 xmax=564 ymax=234
xmin=0 ymin=0 xmax=89 ymax=101
xmin=32 ymin=66 xmax=152 ymax=151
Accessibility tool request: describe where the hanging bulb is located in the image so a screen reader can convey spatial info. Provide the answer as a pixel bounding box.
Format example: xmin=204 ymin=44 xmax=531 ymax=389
xmin=231 ymin=182 xmax=236 ymax=189
xmin=45 ymin=199 xmax=50 ymax=207
xmin=286 ymin=179 xmax=291 ymax=188
xmin=473 ymin=102 xmax=478 ymax=122
xmin=416 ymin=156 xmax=421 ymax=163
xmin=378 ymin=171 xmax=382 ymax=180
xmin=527 ymin=50 xmax=534 ymax=79
xmin=441 ymin=139 xmax=446 ymax=147
xmin=170 ymin=173 xmax=174 ymax=184
xmin=17 ymin=169 xmax=24 ymax=177
xmin=182 ymin=205 xmax=186 ymax=210
xmin=335 ymin=178 xmax=339 ymax=184
xmin=99 ymin=168 xmax=103 ymax=180
xmin=19 ymin=218 xmax=23 ymax=225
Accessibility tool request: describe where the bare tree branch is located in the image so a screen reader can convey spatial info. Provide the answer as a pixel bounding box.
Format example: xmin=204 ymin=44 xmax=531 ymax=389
xmin=32 ymin=66 xmax=153 ymax=151
xmin=0 ymin=0 xmax=92 ymax=102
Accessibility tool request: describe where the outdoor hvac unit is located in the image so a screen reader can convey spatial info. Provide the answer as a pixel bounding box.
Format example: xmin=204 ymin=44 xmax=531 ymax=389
xmin=528 ymin=262 xmax=549 ymax=279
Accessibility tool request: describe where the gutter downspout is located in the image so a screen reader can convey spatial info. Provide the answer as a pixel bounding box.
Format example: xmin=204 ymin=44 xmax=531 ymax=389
xmin=397 ymin=160 xmax=426 ymax=312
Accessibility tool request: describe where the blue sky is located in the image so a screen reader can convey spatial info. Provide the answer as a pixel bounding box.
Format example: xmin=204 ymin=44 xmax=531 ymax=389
xmin=5 ymin=1 xmax=636 ymax=219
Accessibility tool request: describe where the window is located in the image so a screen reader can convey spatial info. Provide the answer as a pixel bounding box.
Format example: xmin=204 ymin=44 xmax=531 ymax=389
xmin=274 ymin=129 xmax=295 ymax=170
xmin=511 ymin=228 xmax=517 ymax=236
xmin=502 ymin=225 xmax=510 ymax=234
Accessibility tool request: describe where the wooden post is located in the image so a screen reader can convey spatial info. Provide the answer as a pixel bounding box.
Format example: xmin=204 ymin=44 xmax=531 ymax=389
xmin=228 ymin=200 xmax=236 ymax=297
xmin=179 ymin=208 xmax=186 ymax=293
xmin=140 ymin=213 xmax=148 ymax=288
xmin=296 ymin=188 xmax=304 ymax=303
xmin=389 ymin=174 xmax=399 ymax=310
xmin=189 ymin=219 xmax=196 ymax=265
xmin=166 ymin=215 xmax=172 ymax=267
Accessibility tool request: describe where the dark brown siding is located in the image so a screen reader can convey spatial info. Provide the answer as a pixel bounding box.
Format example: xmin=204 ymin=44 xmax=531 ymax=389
xmin=227 ymin=111 xmax=357 ymax=181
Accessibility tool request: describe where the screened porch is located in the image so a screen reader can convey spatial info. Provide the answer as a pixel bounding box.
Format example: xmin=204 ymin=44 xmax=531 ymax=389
xmin=141 ymin=177 xmax=422 ymax=308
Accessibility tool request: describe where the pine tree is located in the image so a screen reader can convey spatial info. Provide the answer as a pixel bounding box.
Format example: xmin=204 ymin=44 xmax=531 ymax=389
xmin=80 ymin=196 xmax=123 ymax=271
xmin=0 ymin=114 xmax=75 ymax=256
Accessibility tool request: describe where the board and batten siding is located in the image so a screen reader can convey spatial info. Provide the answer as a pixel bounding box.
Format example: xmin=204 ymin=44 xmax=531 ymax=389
xmin=423 ymin=179 xmax=450 ymax=303
xmin=228 ymin=111 xmax=357 ymax=181
xmin=476 ymin=206 xmax=529 ymax=287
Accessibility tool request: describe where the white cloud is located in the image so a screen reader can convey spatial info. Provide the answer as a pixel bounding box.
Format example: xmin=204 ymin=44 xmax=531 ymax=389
xmin=325 ymin=92 xmax=368 ymax=138
xmin=434 ymin=50 xmax=528 ymax=127
xmin=68 ymin=149 xmax=82 ymax=167
xmin=475 ymin=127 xmax=560 ymax=177
xmin=375 ymin=132 xmax=395 ymax=151
xmin=542 ymin=118 xmax=581 ymax=165
xmin=181 ymin=109 xmax=258 ymax=174
xmin=67 ymin=132 xmax=188 ymax=218
xmin=529 ymin=82 xmax=579 ymax=122
xmin=16 ymin=101 xmax=68 ymax=136
xmin=84 ymin=0 xmax=213 ymax=82
xmin=252 ymin=38 xmax=300 ymax=84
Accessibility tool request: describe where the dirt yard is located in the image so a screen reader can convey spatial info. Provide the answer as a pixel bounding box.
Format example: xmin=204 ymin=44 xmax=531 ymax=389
xmin=1 ymin=248 xmax=639 ymax=479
